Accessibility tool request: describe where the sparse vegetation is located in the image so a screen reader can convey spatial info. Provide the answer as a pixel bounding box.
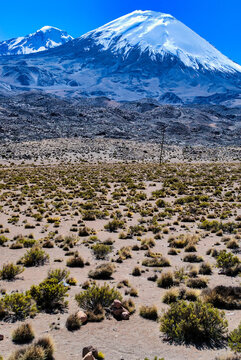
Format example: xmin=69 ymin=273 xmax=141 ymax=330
xmin=160 ymin=300 xmax=228 ymax=345
xmin=0 ymin=162 xmax=240 ymax=359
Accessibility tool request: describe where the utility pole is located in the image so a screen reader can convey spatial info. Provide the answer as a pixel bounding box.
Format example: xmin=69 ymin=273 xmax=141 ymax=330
xmin=159 ymin=124 xmax=167 ymax=164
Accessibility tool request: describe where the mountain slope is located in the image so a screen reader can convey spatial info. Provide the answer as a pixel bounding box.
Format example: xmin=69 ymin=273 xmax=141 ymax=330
xmin=0 ymin=26 xmax=73 ymax=55
xmin=0 ymin=10 xmax=240 ymax=103
xmin=80 ymin=10 xmax=241 ymax=73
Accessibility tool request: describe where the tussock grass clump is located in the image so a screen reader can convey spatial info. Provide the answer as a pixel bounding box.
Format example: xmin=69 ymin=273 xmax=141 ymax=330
xmin=202 ymin=286 xmax=241 ymax=310
xmin=132 ymin=266 xmax=141 ymax=276
xmin=0 ymin=235 xmax=8 ymax=246
xmin=160 ymin=300 xmax=228 ymax=345
xmin=162 ymin=288 xmax=200 ymax=304
xmin=118 ymin=246 xmax=132 ymax=261
xmin=206 ymin=248 xmax=219 ymax=257
xmin=117 ymin=279 xmax=131 ymax=288
xmin=12 ymin=323 xmax=35 ymax=344
xmin=122 ymin=298 xmax=136 ymax=314
xmin=0 ymin=263 xmax=24 ymax=280
xmin=183 ymin=254 xmax=203 ymax=263
xmin=142 ymin=256 xmax=170 ymax=267
xmin=92 ymin=243 xmax=112 ymax=259
xmin=8 ymin=345 xmax=46 ymax=360
xmin=139 ymin=305 xmax=158 ymax=320
xmin=184 ymin=244 xmax=197 ymax=253
xmin=199 ymin=262 xmax=212 ymax=275
xmin=35 ymin=336 xmax=55 ymax=360
xmin=140 ymin=238 xmax=155 ymax=250
xmin=157 ymin=272 xmax=174 ymax=289
xmin=187 ymin=265 xmax=198 ymax=278
xmin=226 ymin=239 xmax=239 ymax=249
xmin=88 ymin=263 xmax=115 ymax=279
xmin=129 ymin=287 xmax=138 ymax=297
xmin=66 ymin=253 xmax=85 ymax=268
xmin=162 ymin=288 xmax=179 ymax=304
xmin=66 ymin=313 xmax=82 ymax=331
xmin=186 ymin=277 xmax=208 ymax=289
xmin=168 ymin=248 xmax=179 ymax=255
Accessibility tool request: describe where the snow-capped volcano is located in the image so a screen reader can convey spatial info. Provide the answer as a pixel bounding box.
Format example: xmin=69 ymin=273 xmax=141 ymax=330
xmin=80 ymin=10 xmax=241 ymax=73
xmin=0 ymin=10 xmax=240 ymax=103
xmin=0 ymin=26 xmax=73 ymax=55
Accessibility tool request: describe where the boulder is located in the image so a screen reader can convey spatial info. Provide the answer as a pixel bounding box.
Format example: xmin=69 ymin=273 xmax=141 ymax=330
xmin=0 ymin=334 xmax=3 ymax=341
xmin=121 ymin=311 xmax=130 ymax=320
xmin=76 ymin=310 xmax=88 ymax=324
xmin=82 ymin=346 xmax=98 ymax=359
xmin=113 ymin=299 xmax=122 ymax=308
xmin=82 ymin=352 xmax=95 ymax=360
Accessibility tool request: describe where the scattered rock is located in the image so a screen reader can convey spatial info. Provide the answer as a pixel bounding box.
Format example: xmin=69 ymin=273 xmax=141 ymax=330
xmin=76 ymin=310 xmax=88 ymax=324
xmin=82 ymin=352 xmax=95 ymax=360
xmin=110 ymin=300 xmax=130 ymax=320
xmin=82 ymin=346 xmax=98 ymax=359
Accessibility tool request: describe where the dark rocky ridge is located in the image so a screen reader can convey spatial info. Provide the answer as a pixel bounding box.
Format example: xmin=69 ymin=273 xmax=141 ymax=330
xmin=0 ymin=92 xmax=240 ymax=146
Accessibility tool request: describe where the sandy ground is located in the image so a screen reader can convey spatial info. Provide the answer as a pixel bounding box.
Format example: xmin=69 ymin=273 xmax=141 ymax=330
xmin=0 ymin=163 xmax=240 ymax=360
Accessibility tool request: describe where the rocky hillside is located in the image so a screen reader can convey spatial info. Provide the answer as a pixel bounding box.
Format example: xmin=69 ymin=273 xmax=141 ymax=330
xmin=0 ymin=92 xmax=240 ymax=145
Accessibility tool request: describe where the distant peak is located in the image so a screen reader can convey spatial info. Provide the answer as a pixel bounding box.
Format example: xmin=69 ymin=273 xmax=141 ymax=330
xmin=37 ymin=26 xmax=62 ymax=33
xmin=0 ymin=25 xmax=73 ymax=56
xmin=127 ymin=10 xmax=174 ymax=18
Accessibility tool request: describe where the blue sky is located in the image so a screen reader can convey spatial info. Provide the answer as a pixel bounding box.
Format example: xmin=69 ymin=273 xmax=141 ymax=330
xmin=0 ymin=0 xmax=240 ymax=64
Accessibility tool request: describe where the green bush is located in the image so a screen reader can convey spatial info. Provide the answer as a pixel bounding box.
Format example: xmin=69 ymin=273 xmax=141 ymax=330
xmin=20 ymin=238 xmax=37 ymax=248
xmin=104 ymin=219 xmax=125 ymax=232
xmin=217 ymin=250 xmax=240 ymax=273
xmin=21 ymin=246 xmax=49 ymax=267
xmin=12 ymin=323 xmax=35 ymax=344
xmin=0 ymin=263 xmax=24 ymax=280
xmin=75 ymin=283 xmax=122 ymax=311
xmin=0 ymin=235 xmax=8 ymax=246
xmin=0 ymin=292 xmax=37 ymax=321
xmin=47 ymin=268 xmax=70 ymax=282
xmin=160 ymin=300 xmax=228 ymax=345
xmin=29 ymin=278 xmax=68 ymax=312
xmin=229 ymin=322 xmax=241 ymax=353
xmin=91 ymin=243 xmax=112 ymax=260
